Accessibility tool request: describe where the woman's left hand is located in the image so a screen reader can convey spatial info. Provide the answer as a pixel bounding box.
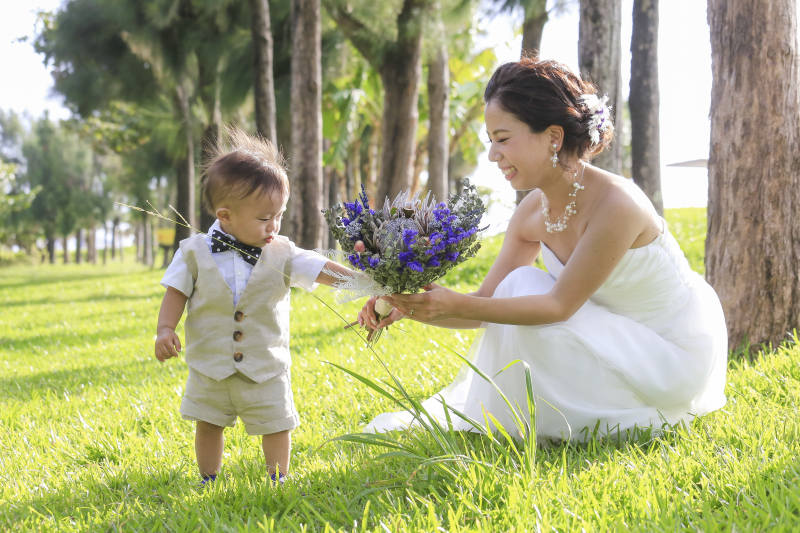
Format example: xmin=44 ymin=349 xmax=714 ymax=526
xmin=380 ymin=283 xmax=461 ymax=323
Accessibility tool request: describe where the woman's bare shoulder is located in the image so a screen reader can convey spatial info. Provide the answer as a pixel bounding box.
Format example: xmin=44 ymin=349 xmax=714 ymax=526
xmin=588 ymin=170 xmax=662 ymax=243
xmin=508 ymin=189 xmax=546 ymax=240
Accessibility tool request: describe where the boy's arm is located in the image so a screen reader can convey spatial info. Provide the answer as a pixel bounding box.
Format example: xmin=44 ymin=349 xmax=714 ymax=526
xmin=315 ymin=260 xmax=355 ymax=286
xmin=155 ymin=287 xmax=189 ymax=362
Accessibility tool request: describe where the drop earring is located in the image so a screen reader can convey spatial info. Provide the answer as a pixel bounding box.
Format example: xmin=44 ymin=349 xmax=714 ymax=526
xmin=550 ymin=144 xmax=559 ymax=167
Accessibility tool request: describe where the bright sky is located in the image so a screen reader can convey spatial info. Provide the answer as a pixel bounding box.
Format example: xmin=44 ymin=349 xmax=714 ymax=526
xmin=1 ymin=0 xmax=710 ymax=221
xmin=0 ymin=0 xmax=68 ymax=121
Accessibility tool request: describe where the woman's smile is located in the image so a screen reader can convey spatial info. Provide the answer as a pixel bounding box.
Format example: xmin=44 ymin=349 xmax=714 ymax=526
xmin=500 ymin=166 xmax=518 ymax=180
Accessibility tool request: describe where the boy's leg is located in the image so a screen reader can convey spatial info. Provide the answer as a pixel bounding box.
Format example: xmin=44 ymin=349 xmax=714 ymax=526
xmin=261 ymin=429 xmax=291 ymax=476
xmin=196 ymin=421 xmax=225 ymax=477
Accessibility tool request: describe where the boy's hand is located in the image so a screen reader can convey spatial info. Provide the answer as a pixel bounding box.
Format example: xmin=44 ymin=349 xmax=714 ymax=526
xmin=358 ymin=296 xmax=402 ymax=331
xmin=155 ymin=328 xmax=182 ymax=362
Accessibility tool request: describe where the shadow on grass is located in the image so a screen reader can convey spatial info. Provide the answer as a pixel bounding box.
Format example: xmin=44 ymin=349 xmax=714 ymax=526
xmin=0 ymin=269 xmax=155 ymax=291
xmin=0 ymin=292 xmax=159 ymax=309
xmin=0 ymin=357 xmax=174 ymax=402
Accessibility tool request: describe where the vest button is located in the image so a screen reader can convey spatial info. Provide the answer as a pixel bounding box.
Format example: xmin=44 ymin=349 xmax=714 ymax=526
xmin=233 ymin=331 xmax=244 ymax=342
xmin=234 ymin=311 xmax=245 ymax=322
xmin=233 ymin=351 xmax=243 ymax=362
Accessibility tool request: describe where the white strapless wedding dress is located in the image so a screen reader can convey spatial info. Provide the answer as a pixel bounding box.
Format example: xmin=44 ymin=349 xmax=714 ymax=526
xmin=365 ymin=220 xmax=728 ymax=441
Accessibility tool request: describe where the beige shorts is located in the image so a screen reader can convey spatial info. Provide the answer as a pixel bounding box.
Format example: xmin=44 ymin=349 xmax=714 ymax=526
xmin=180 ymin=367 xmax=299 ymax=435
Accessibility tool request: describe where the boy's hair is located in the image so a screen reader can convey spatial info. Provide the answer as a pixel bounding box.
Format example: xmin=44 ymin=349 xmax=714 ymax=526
xmin=201 ymin=125 xmax=289 ymax=216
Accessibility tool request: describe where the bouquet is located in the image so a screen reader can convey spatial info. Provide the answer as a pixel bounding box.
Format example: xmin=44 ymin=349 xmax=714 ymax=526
xmin=320 ymin=179 xmax=486 ymax=344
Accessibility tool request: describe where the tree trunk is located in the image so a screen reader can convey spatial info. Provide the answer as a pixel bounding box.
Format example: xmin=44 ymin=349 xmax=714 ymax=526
xmin=199 ymin=55 xmax=223 ymax=234
xmin=366 ymin=126 xmax=379 ymax=201
xmin=579 ymin=0 xmax=623 ymax=175
xmin=173 ymin=81 xmax=196 ymax=252
xmin=376 ymin=14 xmax=423 ymax=202
xmin=411 ymin=140 xmax=427 ymax=196
xmin=88 ymin=225 xmax=96 ymax=264
xmin=102 ymin=222 xmax=108 ymax=265
xmin=135 ymin=222 xmax=143 ymax=263
xmin=111 ymin=218 xmax=118 ymax=260
xmin=144 ymin=218 xmax=154 ymax=267
xmin=427 ymin=16 xmax=450 ymax=205
xmin=118 ymin=223 xmax=124 ymax=261
xmin=62 ymin=236 xmax=69 ymax=264
xmin=706 ymin=0 xmax=800 ymax=352
xmin=327 ymin=0 xmax=424 ymax=204
xmin=290 ymin=0 xmax=323 ymax=250
xmin=629 ymin=0 xmax=662 ymax=215
xmin=344 ymin=150 xmax=358 ymax=202
xmin=75 ymin=229 xmax=83 ymax=264
xmin=250 ymin=0 xmax=278 ymax=145
xmin=46 ymin=231 xmax=55 ymax=264
xmin=521 ymin=0 xmax=548 ymax=56
xmin=327 ymin=167 xmax=341 ymax=249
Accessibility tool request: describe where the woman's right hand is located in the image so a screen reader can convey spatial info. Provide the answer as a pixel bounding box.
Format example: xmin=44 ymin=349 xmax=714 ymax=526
xmin=358 ymin=296 xmax=403 ymax=330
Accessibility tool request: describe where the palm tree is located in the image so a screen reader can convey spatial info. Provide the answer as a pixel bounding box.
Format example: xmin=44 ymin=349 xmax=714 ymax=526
xmin=426 ymin=3 xmax=450 ymax=204
xmin=488 ymin=0 xmax=574 ymax=56
xmin=629 ymin=0 xmax=662 ymax=214
xmin=325 ymin=0 xmax=428 ymax=201
xmin=706 ymin=0 xmax=800 ymax=351
xmin=578 ymin=0 xmax=623 ymax=175
xmin=249 ymin=0 xmax=278 ymax=144
xmin=290 ymin=0 xmax=324 ymax=250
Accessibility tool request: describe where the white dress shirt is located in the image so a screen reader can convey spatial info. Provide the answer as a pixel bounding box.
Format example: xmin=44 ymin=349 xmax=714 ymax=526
xmin=161 ymin=220 xmax=327 ymax=305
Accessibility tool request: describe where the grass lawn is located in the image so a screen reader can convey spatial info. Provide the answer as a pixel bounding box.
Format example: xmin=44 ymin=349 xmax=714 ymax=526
xmin=2 ymin=207 xmax=799 ymax=531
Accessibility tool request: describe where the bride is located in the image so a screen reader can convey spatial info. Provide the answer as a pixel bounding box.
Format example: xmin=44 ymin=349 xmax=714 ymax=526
xmin=357 ymin=57 xmax=728 ymax=441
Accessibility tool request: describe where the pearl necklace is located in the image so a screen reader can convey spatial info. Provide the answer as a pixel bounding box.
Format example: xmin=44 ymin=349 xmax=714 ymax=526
xmin=541 ymin=163 xmax=586 ymax=233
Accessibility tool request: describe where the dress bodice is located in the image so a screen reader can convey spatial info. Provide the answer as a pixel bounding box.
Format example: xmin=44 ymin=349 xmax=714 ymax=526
xmin=540 ymin=219 xmax=706 ymax=333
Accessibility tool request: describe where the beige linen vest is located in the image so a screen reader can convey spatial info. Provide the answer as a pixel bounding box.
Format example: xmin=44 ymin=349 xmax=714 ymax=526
xmin=180 ymin=233 xmax=293 ymax=383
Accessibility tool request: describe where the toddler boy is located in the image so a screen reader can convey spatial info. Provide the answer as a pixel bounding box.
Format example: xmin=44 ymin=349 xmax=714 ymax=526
xmin=154 ymin=126 xmax=348 ymax=485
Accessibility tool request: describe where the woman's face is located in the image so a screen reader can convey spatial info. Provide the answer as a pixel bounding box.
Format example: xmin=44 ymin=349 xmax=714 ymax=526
xmin=484 ymin=99 xmax=554 ymax=191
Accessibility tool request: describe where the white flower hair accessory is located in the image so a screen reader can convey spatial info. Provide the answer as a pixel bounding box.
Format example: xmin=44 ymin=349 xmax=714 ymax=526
xmin=579 ymin=93 xmax=612 ymax=146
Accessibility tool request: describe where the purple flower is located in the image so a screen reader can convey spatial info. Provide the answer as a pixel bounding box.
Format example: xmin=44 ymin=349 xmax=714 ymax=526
xmin=359 ymin=184 xmax=371 ymax=211
xmin=402 ymin=228 xmax=418 ymax=246
xmin=444 ymin=251 xmax=459 ymax=262
xmin=434 ymin=208 xmax=451 ymax=221
xmin=367 ymin=256 xmax=381 ymax=268
xmin=406 ymin=261 xmax=424 ymax=273
xmin=342 ymin=217 xmax=351 ymax=226
xmin=398 ymin=251 xmax=415 ymax=263
xmin=427 ymin=257 xmax=440 ymax=267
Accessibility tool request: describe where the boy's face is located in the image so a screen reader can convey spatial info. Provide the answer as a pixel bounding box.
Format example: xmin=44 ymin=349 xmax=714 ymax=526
xmin=216 ymin=191 xmax=288 ymax=248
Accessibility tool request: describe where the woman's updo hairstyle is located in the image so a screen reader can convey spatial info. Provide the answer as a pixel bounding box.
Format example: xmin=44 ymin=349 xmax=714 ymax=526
xmin=483 ymin=55 xmax=614 ymax=162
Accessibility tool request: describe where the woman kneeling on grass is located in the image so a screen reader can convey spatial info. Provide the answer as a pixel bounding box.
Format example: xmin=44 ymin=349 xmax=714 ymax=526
xmin=358 ymin=56 xmax=728 ymax=441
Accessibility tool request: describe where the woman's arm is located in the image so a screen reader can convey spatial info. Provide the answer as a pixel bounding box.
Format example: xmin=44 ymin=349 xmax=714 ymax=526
xmin=473 ymin=194 xmax=542 ymax=298
xmin=357 ymin=294 xmax=484 ymax=330
xmin=385 ymin=197 xmax=646 ymax=326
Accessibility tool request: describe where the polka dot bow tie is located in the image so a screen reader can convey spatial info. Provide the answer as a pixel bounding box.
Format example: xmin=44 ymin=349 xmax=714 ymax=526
xmin=211 ymin=230 xmax=262 ymax=266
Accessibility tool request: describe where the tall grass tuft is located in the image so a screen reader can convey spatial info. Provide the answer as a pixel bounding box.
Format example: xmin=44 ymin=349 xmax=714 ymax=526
xmin=321 ymin=341 xmax=542 ymax=489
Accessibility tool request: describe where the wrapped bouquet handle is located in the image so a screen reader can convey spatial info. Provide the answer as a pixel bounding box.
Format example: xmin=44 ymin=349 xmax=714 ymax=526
xmin=321 ymin=180 xmax=486 ymax=346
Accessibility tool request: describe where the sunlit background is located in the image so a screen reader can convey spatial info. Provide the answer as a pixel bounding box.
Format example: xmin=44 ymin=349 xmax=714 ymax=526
xmin=1 ymin=0 xmax=712 ymax=241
